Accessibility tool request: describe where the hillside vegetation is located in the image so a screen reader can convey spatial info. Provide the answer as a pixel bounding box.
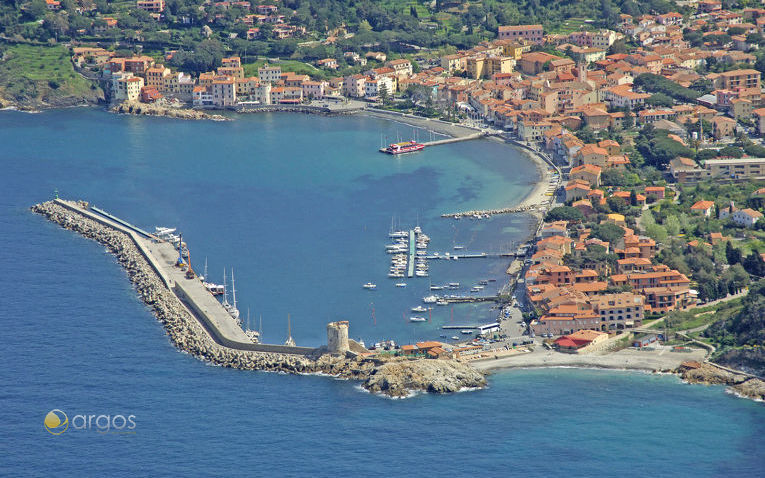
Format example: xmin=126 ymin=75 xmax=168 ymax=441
xmin=0 ymin=43 xmax=102 ymax=109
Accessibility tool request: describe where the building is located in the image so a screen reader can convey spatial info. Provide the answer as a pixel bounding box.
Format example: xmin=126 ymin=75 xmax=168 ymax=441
xmin=669 ymin=156 xmax=709 ymax=183
xmin=705 ymin=157 xmax=765 ymax=180
xmin=136 ymin=0 xmax=164 ymax=13
xmin=113 ymin=76 xmax=144 ymax=101
xmin=731 ymin=208 xmax=763 ymax=227
xmin=593 ymin=293 xmax=645 ymax=331
xmin=715 ymin=69 xmax=761 ymax=90
xmin=211 ymin=77 xmax=237 ymax=106
xmin=690 ymin=200 xmax=715 ymax=217
xmin=602 ymin=84 xmax=650 ymax=108
xmin=554 ymin=329 xmax=609 ymax=352
xmin=344 ymin=74 xmax=367 ymax=98
xmin=498 ymin=24 xmax=544 ymax=44
xmin=386 ymin=59 xmax=413 ymax=77
xmin=258 ymin=64 xmax=282 ymax=83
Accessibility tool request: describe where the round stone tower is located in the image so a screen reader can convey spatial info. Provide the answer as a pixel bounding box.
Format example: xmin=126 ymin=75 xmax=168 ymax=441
xmin=326 ymin=321 xmax=350 ymax=354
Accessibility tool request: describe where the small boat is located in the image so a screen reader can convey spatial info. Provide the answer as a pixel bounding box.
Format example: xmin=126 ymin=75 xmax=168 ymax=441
xmin=423 ymin=295 xmax=438 ymax=303
xmin=430 ymin=285 xmax=444 ymax=291
xmin=479 ymin=280 xmax=489 ymax=285
xmin=395 ymin=282 xmax=407 ymax=288
xmin=451 ymin=336 xmax=460 ymax=340
xmin=363 ymin=283 xmax=377 ymax=289
xmin=436 ymin=299 xmax=448 ymax=306
xmin=439 ymin=334 xmax=447 ymax=338
xmin=409 ymin=316 xmax=427 ymax=322
xmin=411 ymin=305 xmax=427 ymax=312
xmin=448 ymin=282 xmax=460 ymax=288
xmin=453 ymin=245 xmax=464 ymax=250
xmin=470 ymin=287 xmax=481 ymax=293
xmin=461 ymin=330 xmax=473 ymax=335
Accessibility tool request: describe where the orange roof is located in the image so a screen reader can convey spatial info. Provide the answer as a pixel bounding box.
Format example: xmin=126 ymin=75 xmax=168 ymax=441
xmin=691 ymin=200 xmax=715 ymax=210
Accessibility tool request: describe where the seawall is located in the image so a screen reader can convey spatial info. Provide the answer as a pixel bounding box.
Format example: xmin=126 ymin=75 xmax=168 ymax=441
xmin=31 ymin=199 xmax=486 ymax=397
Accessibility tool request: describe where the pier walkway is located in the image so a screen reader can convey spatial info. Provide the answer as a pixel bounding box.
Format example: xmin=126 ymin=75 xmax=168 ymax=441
xmin=422 ymin=132 xmax=485 ymax=147
xmin=407 ymin=230 xmax=415 ymax=278
xmin=54 ymin=200 xmax=316 ymax=356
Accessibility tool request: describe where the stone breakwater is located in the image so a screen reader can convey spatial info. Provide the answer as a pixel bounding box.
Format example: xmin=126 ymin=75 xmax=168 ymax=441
xmin=441 ymin=203 xmax=540 ymax=219
xmin=678 ymin=362 xmax=765 ymax=402
xmin=31 ymin=200 xmax=486 ymax=398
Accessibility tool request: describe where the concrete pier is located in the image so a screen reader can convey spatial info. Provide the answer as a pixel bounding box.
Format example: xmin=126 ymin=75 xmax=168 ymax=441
xmin=422 ymin=131 xmax=485 ymax=147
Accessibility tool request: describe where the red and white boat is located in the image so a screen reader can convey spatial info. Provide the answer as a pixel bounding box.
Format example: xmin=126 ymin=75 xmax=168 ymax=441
xmin=381 ymin=140 xmax=425 ymax=155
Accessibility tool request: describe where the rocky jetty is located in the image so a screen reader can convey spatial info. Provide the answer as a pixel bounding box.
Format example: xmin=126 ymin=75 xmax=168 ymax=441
xmin=111 ymin=101 xmax=228 ymax=121
xmin=678 ymin=361 xmax=765 ymax=401
xmin=31 ymin=200 xmax=486 ymax=398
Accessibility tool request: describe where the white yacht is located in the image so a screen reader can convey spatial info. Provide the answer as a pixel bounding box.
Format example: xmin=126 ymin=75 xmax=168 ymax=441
xmin=409 ymin=317 xmax=427 ymax=322
xmin=363 ymin=282 xmax=377 ymax=289
xmin=411 ymin=305 xmax=427 ymax=312
xmin=423 ymin=295 xmax=438 ymax=303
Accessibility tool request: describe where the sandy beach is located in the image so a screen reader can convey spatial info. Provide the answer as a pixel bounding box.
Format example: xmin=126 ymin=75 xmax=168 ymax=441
xmin=471 ymin=346 xmax=708 ymax=373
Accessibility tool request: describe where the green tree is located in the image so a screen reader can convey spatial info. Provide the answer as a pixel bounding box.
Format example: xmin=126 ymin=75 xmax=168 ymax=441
xmin=546 ymin=206 xmax=584 ymax=222
xmin=664 ymin=215 xmax=681 ymax=236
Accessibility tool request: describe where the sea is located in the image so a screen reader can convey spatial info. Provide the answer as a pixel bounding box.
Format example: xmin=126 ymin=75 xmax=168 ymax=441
xmin=1 ymin=108 xmax=762 ymax=476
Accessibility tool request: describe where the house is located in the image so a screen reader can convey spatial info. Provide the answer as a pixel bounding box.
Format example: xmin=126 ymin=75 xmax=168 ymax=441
xmin=137 ymin=0 xmax=165 ymax=12
xmin=386 ymin=59 xmax=413 ymax=77
xmin=711 ymin=116 xmax=736 ymax=140
xmin=570 ymin=164 xmax=602 ymax=186
xmin=731 ymin=208 xmax=763 ymax=227
xmin=498 ymin=24 xmax=544 ymax=44
xmin=316 ymin=58 xmax=338 ymax=69
xmin=644 ymin=186 xmax=665 ymax=201
xmin=714 ymin=69 xmax=761 ymax=90
xmin=669 ymin=157 xmax=708 ymax=183
xmin=573 ymin=144 xmax=609 ymax=167
xmin=554 ymin=330 xmax=609 ymax=352
xmin=565 ymin=179 xmax=591 ymax=202
xmin=690 ymin=200 xmax=715 ymax=217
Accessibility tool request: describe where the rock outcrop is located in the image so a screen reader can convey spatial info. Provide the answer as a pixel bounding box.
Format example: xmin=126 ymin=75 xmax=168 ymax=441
xmin=111 ymin=101 xmax=228 ymax=121
xmin=364 ymin=360 xmax=487 ymax=398
xmin=677 ymin=361 xmax=765 ymax=401
xmin=31 ymin=200 xmax=486 ymax=398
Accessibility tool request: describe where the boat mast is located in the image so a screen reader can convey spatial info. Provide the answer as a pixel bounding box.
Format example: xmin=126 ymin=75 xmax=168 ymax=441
xmin=222 ymin=268 xmax=229 ymax=306
xmin=231 ymin=268 xmax=237 ymax=311
xmin=203 ymin=257 xmax=208 ymax=282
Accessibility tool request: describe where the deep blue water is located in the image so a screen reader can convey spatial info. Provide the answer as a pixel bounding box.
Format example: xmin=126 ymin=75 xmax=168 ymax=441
xmin=1 ymin=109 xmax=763 ymax=476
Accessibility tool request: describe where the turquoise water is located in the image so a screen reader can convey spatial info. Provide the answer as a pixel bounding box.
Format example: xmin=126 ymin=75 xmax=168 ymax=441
xmin=1 ymin=109 xmax=763 ymax=476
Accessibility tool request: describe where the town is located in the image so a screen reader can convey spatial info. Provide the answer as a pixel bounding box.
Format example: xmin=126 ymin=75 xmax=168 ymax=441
xmin=2 ymin=0 xmax=764 ymax=372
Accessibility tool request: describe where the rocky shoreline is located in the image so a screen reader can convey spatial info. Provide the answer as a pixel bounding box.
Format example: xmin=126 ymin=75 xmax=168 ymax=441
xmin=31 ymin=200 xmax=486 ymax=398
xmin=111 ymin=101 xmax=228 ymax=121
xmin=678 ymin=361 xmax=765 ymax=402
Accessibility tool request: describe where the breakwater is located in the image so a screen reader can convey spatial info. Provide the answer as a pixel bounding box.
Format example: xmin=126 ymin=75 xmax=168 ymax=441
xmin=441 ymin=203 xmax=540 ymax=219
xmin=31 ymin=199 xmax=486 ymax=397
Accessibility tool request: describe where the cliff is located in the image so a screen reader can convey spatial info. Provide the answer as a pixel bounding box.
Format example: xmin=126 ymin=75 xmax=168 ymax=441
xmin=31 ymin=200 xmax=486 ymax=398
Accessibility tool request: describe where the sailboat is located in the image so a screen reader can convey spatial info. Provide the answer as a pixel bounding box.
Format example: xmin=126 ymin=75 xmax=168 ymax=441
xmin=285 ymin=314 xmax=296 ymax=346
xmin=244 ymin=308 xmax=259 ymax=343
xmin=202 ymin=258 xmax=224 ymax=296
xmin=221 ymin=268 xmax=240 ymax=322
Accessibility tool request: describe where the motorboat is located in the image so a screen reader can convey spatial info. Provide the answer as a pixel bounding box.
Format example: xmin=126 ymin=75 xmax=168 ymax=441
xmin=436 ymin=299 xmax=448 ymax=306
xmin=411 ymin=306 xmax=427 ymax=312
xmin=395 ymin=283 xmax=407 ymax=287
xmin=409 ymin=317 xmax=427 ymax=322
xmin=363 ymin=283 xmax=377 ymax=289
xmin=448 ymin=282 xmax=460 ymax=288
xmin=461 ymin=330 xmax=473 ymax=334
xmin=423 ymin=295 xmax=438 ymax=303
